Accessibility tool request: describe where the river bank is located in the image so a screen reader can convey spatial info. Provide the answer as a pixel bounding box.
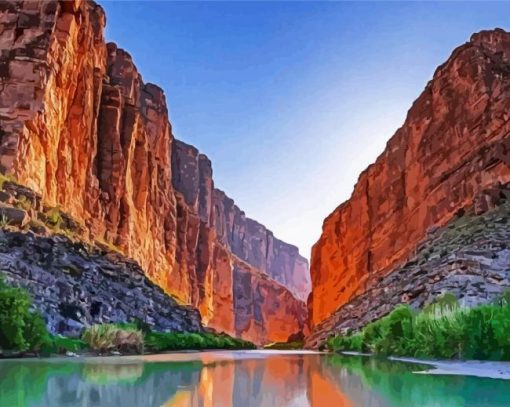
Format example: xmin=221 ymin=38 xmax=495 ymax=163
xmin=340 ymin=351 xmax=510 ymax=380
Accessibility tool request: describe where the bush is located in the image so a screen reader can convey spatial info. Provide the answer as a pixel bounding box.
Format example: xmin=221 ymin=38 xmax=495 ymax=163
xmin=423 ymin=292 xmax=459 ymax=314
xmin=0 ymin=277 xmax=49 ymax=352
xmin=44 ymin=335 xmax=87 ymax=355
xmin=82 ymin=324 xmax=143 ymax=354
xmin=327 ymin=293 xmax=510 ymax=361
xmin=144 ymin=331 xmax=255 ymax=352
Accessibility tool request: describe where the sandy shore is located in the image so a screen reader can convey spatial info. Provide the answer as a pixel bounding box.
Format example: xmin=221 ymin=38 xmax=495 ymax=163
xmin=390 ymin=356 xmax=510 ymax=380
xmin=341 ymin=351 xmax=510 ymax=380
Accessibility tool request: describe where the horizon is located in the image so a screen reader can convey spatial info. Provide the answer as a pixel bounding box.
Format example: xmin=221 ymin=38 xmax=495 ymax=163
xmin=101 ymin=1 xmax=510 ymax=260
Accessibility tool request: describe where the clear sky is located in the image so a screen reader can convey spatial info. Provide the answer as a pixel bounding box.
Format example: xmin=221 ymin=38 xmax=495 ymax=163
xmin=101 ymin=1 xmax=510 ymax=260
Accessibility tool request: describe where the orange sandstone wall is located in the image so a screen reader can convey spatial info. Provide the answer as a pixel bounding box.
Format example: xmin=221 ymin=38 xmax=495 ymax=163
xmin=171 ymin=140 xmax=309 ymax=343
xmin=0 ymin=0 xmax=309 ymax=344
xmin=309 ymin=29 xmax=510 ymax=328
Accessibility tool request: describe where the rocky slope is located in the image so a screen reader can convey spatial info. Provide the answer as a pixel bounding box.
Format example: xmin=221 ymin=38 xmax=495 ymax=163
xmin=0 ymin=0 xmax=309 ymax=344
xmin=306 ymin=194 xmax=510 ymax=348
xmin=307 ymin=29 xmax=510 ymax=347
xmin=0 ymin=229 xmax=203 ymax=337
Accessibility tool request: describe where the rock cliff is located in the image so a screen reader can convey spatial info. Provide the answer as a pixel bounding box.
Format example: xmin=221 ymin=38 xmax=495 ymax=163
xmin=307 ymin=29 xmax=510 ymax=346
xmin=171 ymin=140 xmax=309 ymax=342
xmin=0 ymin=0 xmax=309 ymax=344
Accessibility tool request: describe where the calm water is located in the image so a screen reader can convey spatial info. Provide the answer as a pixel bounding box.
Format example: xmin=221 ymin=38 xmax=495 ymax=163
xmin=0 ymin=351 xmax=509 ymax=407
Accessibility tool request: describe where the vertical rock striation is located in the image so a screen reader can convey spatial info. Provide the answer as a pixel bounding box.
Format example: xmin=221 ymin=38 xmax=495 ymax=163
xmin=171 ymin=140 xmax=309 ymax=343
xmin=0 ymin=0 xmax=309 ymax=344
xmin=307 ymin=29 xmax=510 ymax=345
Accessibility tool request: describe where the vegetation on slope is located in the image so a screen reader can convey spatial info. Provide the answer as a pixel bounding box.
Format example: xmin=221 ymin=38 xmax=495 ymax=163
xmin=327 ymin=292 xmax=510 ymax=361
xmin=0 ymin=277 xmax=255 ymax=356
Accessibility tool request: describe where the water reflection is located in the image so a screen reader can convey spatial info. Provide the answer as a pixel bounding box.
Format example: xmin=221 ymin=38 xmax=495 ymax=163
xmin=0 ymin=351 xmax=510 ymax=406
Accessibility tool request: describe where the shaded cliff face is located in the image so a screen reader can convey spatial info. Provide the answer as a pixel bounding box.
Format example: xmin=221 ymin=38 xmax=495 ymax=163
xmin=308 ymin=29 xmax=510 ymax=334
xmin=0 ymin=0 xmax=309 ymax=344
xmin=171 ymin=140 xmax=309 ymax=343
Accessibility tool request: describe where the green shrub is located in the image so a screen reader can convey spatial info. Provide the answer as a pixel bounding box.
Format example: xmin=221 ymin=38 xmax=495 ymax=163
xmin=327 ymin=333 xmax=364 ymax=352
xmin=144 ymin=331 xmax=255 ymax=352
xmin=23 ymin=312 xmax=50 ymax=351
xmin=328 ymin=293 xmax=510 ymax=361
xmin=0 ymin=278 xmax=49 ymax=352
xmin=44 ymin=335 xmax=87 ymax=355
xmin=411 ymin=306 xmax=468 ymax=359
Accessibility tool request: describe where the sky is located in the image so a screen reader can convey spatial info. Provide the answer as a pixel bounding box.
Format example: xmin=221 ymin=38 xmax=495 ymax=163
xmin=101 ymin=1 xmax=510 ymax=260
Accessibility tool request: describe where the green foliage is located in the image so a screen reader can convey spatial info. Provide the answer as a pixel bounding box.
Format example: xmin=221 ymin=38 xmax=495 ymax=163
xmin=327 ymin=294 xmax=510 ymax=361
xmin=328 ymin=333 xmax=364 ymax=353
xmin=145 ymin=331 xmax=256 ymax=352
xmin=0 ymin=277 xmax=50 ymax=352
xmin=42 ymin=335 xmax=87 ymax=355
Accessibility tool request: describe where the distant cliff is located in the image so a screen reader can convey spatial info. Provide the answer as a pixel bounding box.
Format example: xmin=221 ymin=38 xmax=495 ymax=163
xmin=307 ymin=29 xmax=510 ymax=347
xmin=0 ymin=0 xmax=309 ymax=344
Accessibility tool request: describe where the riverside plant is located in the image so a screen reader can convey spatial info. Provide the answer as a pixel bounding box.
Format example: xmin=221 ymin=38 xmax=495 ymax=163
xmin=81 ymin=324 xmax=144 ymax=354
xmin=327 ymin=293 xmax=510 ymax=361
xmin=0 ymin=276 xmax=257 ymax=355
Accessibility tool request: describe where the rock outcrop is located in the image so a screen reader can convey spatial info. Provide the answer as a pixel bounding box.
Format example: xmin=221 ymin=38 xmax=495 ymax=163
xmin=0 ymin=229 xmax=203 ymax=337
xmin=0 ymin=0 xmax=309 ymax=344
xmin=307 ymin=29 xmax=510 ymax=346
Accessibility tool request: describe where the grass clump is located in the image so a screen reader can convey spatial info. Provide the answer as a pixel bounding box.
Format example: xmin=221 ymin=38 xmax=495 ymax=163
xmin=327 ymin=293 xmax=510 ymax=361
xmin=82 ymin=323 xmax=143 ymax=354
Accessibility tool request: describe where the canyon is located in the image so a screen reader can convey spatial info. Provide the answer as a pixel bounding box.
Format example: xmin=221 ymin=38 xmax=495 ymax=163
xmin=306 ymin=29 xmax=510 ymax=348
xmin=0 ymin=0 xmax=309 ymax=345
xmin=1 ymin=0 xmax=509 ymax=352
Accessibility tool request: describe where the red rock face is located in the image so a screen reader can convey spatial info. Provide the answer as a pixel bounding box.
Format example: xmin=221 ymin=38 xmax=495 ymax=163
xmin=309 ymin=29 xmax=510 ymax=329
xmin=0 ymin=0 xmax=309 ymax=344
xmin=171 ymin=140 xmax=309 ymax=343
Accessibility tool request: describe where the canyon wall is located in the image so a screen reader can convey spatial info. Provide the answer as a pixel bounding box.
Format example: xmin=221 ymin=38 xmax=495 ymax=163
xmin=307 ymin=29 xmax=510 ymax=345
xmin=0 ymin=0 xmax=309 ymax=344
xmin=171 ymin=139 xmax=309 ymax=342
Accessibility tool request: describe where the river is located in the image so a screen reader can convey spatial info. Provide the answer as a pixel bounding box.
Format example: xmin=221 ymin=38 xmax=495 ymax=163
xmin=0 ymin=350 xmax=509 ymax=406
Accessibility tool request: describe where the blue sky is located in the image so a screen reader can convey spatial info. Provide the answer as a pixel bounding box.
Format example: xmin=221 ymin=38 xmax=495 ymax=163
xmin=101 ymin=1 xmax=510 ymax=259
